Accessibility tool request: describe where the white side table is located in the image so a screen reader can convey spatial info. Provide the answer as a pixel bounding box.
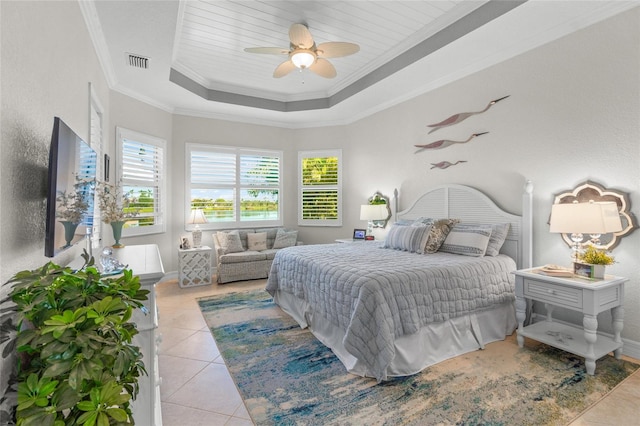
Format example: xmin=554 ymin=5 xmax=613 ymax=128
xmin=178 ymin=246 xmax=212 ymax=288
xmin=513 ymin=267 xmax=626 ymax=375
xmin=335 ymin=238 xmax=367 ymax=243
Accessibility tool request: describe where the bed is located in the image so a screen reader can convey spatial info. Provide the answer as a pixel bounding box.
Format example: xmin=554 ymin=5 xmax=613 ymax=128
xmin=266 ymin=183 xmax=533 ymax=381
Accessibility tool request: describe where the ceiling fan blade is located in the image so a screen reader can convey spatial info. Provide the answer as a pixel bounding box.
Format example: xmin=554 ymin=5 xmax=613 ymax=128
xmin=316 ymin=42 xmax=360 ymax=58
xmin=244 ymin=47 xmax=289 ymax=55
xmin=273 ymin=60 xmax=297 ymax=78
xmin=289 ymin=23 xmax=314 ymax=49
xmin=308 ymin=58 xmax=337 ymax=78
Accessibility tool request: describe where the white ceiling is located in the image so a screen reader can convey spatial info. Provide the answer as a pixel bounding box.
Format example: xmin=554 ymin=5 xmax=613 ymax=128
xmin=80 ymin=0 xmax=637 ymax=128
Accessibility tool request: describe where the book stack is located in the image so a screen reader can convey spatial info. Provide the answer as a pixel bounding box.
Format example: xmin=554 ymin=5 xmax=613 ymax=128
xmin=537 ymin=264 xmax=574 ymax=277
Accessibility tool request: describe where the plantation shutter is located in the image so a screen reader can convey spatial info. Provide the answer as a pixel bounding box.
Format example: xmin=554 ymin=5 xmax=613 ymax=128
xmin=190 ymin=149 xmax=236 ymax=220
xmin=76 ymin=141 xmax=97 ymax=226
xmin=187 ymin=144 xmax=283 ymax=229
xmin=298 ymin=150 xmax=342 ymax=226
xmin=89 ymin=85 xmax=104 ymax=244
xmin=117 ymin=127 xmax=166 ymax=236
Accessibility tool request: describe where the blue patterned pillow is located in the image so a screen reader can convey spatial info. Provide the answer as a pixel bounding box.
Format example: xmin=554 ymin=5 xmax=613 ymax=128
xmin=383 ymin=224 xmax=432 ymax=254
xmin=439 ymin=226 xmax=492 ymax=257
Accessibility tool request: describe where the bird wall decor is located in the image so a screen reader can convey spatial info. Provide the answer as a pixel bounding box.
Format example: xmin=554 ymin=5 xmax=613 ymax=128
xmin=427 ymin=96 xmax=509 ymax=134
xmin=414 ymin=132 xmax=488 ymax=153
xmin=430 ymin=160 xmax=467 ymax=170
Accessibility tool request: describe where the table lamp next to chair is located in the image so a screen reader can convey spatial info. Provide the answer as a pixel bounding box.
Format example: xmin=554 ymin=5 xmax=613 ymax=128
xmin=188 ymin=209 xmax=208 ymax=247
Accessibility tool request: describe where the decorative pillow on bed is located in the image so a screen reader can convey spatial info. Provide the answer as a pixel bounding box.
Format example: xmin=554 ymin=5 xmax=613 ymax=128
xmin=424 ymin=218 xmax=459 ymax=253
xmin=452 ymin=222 xmax=510 ymax=256
xmin=439 ymin=226 xmax=492 ymax=257
xmin=383 ymin=223 xmax=432 ymax=254
xmin=485 ymin=223 xmax=510 ymax=256
xmin=273 ymin=229 xmax=298 ymax=249
xmin=216 ymin=230 xmax=244 ymax=254
xmin=247 ymin=232 xmax=268 ymax=251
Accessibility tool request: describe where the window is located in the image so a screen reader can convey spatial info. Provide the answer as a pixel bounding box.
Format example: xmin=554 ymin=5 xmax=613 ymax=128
xmin=298 ymin=150 xmax=342 ymax=226
xmin=116 ymin=127 xmax=166 ymax=236
xmin=76 ymin=141 xmax=97 ymax=228
xmin=187 ymin=144 xmax=282 ymax=229
xmin=88 ymin=83 xmax=104 ymax=246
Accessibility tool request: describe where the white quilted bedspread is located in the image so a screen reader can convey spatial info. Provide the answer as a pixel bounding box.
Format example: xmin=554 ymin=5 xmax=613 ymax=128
xmin=266 ymin=242 xmax=516 ymax=381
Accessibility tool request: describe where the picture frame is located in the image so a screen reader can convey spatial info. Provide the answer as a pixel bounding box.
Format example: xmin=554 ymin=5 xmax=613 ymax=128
xmin=353 ymin=229 xmax=366 ymax=240
xmin=573 ymin=262 xmax=605 ymax=279
xmin=573 ymin=262 xmax=593 ymax=278
xmin=180 ymin=236 xmax=191 ymax=250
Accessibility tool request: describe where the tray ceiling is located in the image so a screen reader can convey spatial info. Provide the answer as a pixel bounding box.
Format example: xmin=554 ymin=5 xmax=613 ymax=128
xmin=81 ymin=0 xmax=636 ymax=128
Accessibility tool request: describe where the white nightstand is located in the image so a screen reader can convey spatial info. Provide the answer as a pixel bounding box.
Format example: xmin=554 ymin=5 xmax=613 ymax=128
xmin=178 ymin=246 xmax=213 ymax=288
xmin=335 ymin=238 xmax=366 ymax=243
xmin=513 ymin=268 xmax=626 ymax=375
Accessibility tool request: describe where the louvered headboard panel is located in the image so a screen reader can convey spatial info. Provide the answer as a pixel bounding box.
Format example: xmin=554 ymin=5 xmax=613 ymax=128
xmin=396 ymin=183 xmax=533 ymax=269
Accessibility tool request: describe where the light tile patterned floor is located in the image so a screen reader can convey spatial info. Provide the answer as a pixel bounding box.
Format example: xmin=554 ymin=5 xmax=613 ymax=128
xmin=156 ymin=278 xmax=640 ymax=426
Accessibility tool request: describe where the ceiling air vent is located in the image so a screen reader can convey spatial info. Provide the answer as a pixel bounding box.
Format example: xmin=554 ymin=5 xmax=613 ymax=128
xmin=126 ymin=53 xmax=149 ymax=69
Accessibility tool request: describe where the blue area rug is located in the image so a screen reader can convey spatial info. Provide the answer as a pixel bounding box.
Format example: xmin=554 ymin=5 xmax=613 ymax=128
xmin=198 ymin=290 xmax=639 ymax=425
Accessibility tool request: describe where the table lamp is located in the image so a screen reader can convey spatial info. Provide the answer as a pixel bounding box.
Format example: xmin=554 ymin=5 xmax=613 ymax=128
xmin=360 ymin=204 xmax=388 ymax=236
xmin=549 ymin=201 xmax=622 ymax=260
xmin=188 ymin=209 xmax=208 ymax=247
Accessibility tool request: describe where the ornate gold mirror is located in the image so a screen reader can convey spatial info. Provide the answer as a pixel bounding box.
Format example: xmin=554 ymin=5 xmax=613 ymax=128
xmin=553 ymin=181 xmax=637 ymax=250
xmin=368 ymin=192 xmax=392 ymax=228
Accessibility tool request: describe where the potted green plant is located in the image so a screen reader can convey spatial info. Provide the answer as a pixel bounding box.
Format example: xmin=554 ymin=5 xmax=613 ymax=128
xmin=575 ymin=245 xmax=615 ymax=279
xmin=7 ymin=252 xmax=148 ymax=425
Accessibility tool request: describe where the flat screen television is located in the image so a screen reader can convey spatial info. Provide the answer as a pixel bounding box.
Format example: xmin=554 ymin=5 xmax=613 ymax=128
xmin=44 ymin=117 xmax=97 ymax=257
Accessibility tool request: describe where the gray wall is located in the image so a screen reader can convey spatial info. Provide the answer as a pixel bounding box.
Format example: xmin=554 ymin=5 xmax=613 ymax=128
xmin=1 ymin=2 xmax=639 ymax=411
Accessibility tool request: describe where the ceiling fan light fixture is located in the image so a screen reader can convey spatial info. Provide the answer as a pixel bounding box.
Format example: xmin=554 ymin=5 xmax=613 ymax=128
xmin=291 ymin=50 xmax=316 ymax=69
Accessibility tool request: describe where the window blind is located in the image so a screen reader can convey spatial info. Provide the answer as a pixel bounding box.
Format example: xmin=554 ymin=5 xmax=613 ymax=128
xmin=187 ymin=145 xmax=282 ymax=228
xmin=298 ymin=150 xmax=342 ymax=226
xmin=117 ymin=127 xmax=166 ymax=236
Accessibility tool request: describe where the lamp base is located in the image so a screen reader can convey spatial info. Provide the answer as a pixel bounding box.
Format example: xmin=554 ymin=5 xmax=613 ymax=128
xmin=192 ymin=228 xmax=202 ymax=247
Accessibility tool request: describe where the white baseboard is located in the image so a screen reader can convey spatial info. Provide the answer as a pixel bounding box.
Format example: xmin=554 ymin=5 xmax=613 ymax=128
xmin=157 ymin=271 xmax=178 ymax=283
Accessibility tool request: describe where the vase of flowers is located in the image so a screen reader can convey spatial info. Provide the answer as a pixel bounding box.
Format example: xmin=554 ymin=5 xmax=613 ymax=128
xmin=56 ymin=188 xmax=90 ymax=248
xmin=97 ymin=182 xmax=139 ymax=248
xmin=575 ymin=246 xmax=615 ymax=279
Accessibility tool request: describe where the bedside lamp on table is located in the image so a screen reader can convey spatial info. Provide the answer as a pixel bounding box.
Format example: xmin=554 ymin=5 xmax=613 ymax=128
xmin=188 ymin=209 xmax=208 ymax=247
xmin=549 ymin=201 xmax=622 ymax=260
xmin=360 ymin=204 xmax=388 ymax=236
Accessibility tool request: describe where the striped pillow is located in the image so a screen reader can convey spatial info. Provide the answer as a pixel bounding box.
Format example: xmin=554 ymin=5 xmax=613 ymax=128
xmin=383 ymin=224 xmax=432 ymax=254
xmin=439 ymin=226 xmax=492 ymax=257
xmin=451 ymin=223 xmax=510 ymax=256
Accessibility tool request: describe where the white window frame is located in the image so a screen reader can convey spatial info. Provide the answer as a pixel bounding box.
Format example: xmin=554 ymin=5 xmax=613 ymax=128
xmin=298 ymin=149 xmax=342 ymax=227
xmin=186 ymin=144 xmax=283 ymax=230
xmin=116 ymin=127 xmax=166 ymax=237
xmin=88 ymin=82 xmax=104 ymax=248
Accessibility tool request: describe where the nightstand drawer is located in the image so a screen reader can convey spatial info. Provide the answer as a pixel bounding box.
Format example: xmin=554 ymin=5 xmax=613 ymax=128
xmin=524 ymin=279 xmax=583 ymax=309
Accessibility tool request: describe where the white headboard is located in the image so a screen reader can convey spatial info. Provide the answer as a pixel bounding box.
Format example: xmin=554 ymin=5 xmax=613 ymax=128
xmin=396 ymin=182 xmax=533 ymax=269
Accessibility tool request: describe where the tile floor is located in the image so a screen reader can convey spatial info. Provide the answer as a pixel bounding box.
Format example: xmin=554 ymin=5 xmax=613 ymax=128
xmin=156 ymin=277 xmax=640 ymax=426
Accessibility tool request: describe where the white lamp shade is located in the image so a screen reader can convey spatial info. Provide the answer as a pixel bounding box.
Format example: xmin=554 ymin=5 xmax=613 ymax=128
xmin=549 ymin=202 xmax=622 ymax=234
xmin=291 ymin=50 xmax=316 ymax=68
xmin=188 ymin=209 xmax=208 ymax=225
xmin=360 ymin=204 xmax=388 ymax=221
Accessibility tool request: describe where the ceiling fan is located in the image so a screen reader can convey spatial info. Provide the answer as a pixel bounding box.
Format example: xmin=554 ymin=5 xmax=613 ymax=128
xmin=244 ymin=23 xmax=359 ymax=79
